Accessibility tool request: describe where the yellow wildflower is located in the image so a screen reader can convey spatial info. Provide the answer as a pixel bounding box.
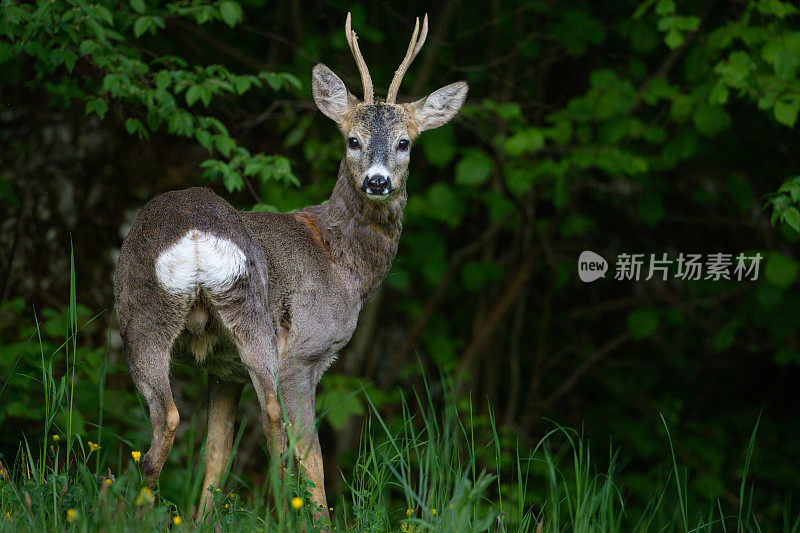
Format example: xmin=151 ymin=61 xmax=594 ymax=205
xmin=431 ymin=507 xmax=437 ymax=515
xmin=66 ymin=508 xmax=79 ymax=523
xmin=229 ymin=492 xmax=235 ymax=499
xmin=224 ymin=503 xmax=229 ymax=509
xmin=406 ymin=508 xmax=414 ymax=517
xmin=104 ymin=478 xmax=113 ymax=486
xmin=172 ymin=516 xmax=181 ymax=525
xmin=52 ymin=434 xmax=60 ymax=442
xmin=131 ymin=451 xmax=141 ymax=462
xmin=135 ymin=486 xmax=154 ymax=507
xmin=87 ymin=441 xmax=101 ymax=452
xmin=291 ymin=497 xmax=303 ymax=510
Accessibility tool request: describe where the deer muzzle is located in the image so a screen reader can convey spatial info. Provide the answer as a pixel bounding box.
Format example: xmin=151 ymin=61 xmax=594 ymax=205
xmin=362 ymin=172 xmax=393 ymax=197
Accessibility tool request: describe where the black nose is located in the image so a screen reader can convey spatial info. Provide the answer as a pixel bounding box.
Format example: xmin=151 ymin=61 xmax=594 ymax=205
xmin=368 ymin=175 xmax=389 ymax=189
xmin=364 ymin=174 xmax=392 ymax=195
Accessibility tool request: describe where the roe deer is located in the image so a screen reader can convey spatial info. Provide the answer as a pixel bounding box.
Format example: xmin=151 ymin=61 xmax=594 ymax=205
xmin=114 ymin=12 xmax=467 ymax=521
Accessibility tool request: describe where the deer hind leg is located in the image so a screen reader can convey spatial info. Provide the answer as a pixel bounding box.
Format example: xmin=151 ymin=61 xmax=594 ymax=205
xmin=126 ymin=341 xmax=181 ymax=489
xmin=122 ymin=284 xmax=192 ymax=489
xmin=261 ymin=388 xmax=285 ymax=465
xmin=238 ymin=343 xmax=285 ymax=465
xmin=208 ymin=286 xmax=286 ymax=467
xmin=196 ymin=378 xmax=242 ymax=521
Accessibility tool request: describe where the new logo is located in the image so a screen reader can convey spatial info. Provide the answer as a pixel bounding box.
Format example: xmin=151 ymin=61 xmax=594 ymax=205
xmin=578 ymin=250 xmax=608 ymax=282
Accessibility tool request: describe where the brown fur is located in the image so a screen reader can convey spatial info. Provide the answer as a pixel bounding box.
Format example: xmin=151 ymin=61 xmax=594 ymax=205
xmin=292 ymin=211 xmax=334 ymax=263
xmin=401 ymin=103 xmax=421 ymax=139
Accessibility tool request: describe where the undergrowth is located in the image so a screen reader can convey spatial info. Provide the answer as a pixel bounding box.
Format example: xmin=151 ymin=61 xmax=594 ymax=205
xmin=0 ymin=252 xmax=796 ymax=532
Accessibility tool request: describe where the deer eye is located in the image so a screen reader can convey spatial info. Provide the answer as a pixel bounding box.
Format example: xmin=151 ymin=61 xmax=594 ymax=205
xmin=397 ymin=139 xmax=410 ymax=151
xmin=347 ymin=137 xmax=360 ymax=149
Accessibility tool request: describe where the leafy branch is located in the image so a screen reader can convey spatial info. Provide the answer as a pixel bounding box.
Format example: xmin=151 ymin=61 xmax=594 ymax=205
xmin=0 ymin=0 xmax=300 ymax=193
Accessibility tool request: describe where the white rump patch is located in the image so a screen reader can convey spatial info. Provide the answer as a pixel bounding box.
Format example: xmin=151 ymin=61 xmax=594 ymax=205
xmin=155 ymin=230 xmax=247 ymax=295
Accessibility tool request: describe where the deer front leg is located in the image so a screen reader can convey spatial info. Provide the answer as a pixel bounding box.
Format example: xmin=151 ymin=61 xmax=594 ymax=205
xmin=295 ymin=428 xmax=328 ymax=520
xmin=196 ymin=378 xmax=242 ymax=521
xmin=284 ymin=381 xmax=329 ymax=522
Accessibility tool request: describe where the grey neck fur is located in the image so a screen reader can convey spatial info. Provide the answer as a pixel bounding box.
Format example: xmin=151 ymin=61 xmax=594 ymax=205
xmin=302 ymin=158 xmax=406 ymax=302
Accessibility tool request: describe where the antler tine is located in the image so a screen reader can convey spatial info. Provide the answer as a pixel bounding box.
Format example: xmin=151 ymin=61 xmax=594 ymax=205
xmin=345 ymin=12 xmax=374 ymax=104
xmin=413 ymin=14 xmax=428 ymax=58
xmin=386 ymin=14 xmax=428 ymax=104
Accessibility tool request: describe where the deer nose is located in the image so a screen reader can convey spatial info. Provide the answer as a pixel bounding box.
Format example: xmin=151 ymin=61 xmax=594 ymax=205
xmin=363 ymin=173 xmax=392 ymax=195
xmin=368 ymin=174 xmax=389 ymax=189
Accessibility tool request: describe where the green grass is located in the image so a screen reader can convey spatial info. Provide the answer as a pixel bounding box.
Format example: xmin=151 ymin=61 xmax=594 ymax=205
xmin=1 ymin=252 xmax=797 ymax=532
xmin=1 ymin=360 xmax=793 ymax=532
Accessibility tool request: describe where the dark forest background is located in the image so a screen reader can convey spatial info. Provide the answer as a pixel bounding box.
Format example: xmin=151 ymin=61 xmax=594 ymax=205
xmin=2 ymin=0 xmax=800 ymax=527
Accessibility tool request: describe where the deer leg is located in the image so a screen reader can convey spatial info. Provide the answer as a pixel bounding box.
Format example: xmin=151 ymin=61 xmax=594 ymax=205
xmin=127 ymin=342 xmax=180 ymax=489
xmin=264 ymin=388 xmax=285 ymax=464
xmin=209 ymin=289 xmax=286 ymax=469
xmin=283 ymin=378 xmax=329 ymax=521
xmin=295 ymin=428 xmax=328 ymax=520
xmin=196 ymin=378 xmax=242 ymax=521
xmin=121 ymin=282 xmax=193 ymax=490
xmin=241 ymin=353 xmax=286 ymax=470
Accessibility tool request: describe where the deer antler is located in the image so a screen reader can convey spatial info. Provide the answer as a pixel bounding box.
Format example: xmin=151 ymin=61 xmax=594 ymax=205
xmin=386 ymin=14 xmax=428 ymax=104
xmin=345 ymin=12 xmax=374 ymax=105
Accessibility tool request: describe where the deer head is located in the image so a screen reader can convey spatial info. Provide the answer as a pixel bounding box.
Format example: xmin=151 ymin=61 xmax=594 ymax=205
xmin=311 ymin=13 xmax=468 ymax=200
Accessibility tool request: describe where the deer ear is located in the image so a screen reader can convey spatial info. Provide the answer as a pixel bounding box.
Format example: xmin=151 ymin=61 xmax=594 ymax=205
xmin=312 ymin=63 xmax=356 ymax=124
xmin=410 ymin=81 xmax=468 ymax=132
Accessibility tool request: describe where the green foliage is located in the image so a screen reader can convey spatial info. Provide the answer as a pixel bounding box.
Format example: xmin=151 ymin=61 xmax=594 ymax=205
xmin=763 ymin=251 xmax=799 ymax=288
xmin=767 ymin=175 xmax=800 ymax=233
xmin=0 ymin=0 xmax=300 ymax=192
xmin=627 ymin=308 xmax=660 ymax=339
xmin=455 ymin=148 xmax=494 ymax=186
xmin=0 ymin=299 xmax=87 ymax=429
xmin=316 ymin=374 xmax=368 ymax=430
